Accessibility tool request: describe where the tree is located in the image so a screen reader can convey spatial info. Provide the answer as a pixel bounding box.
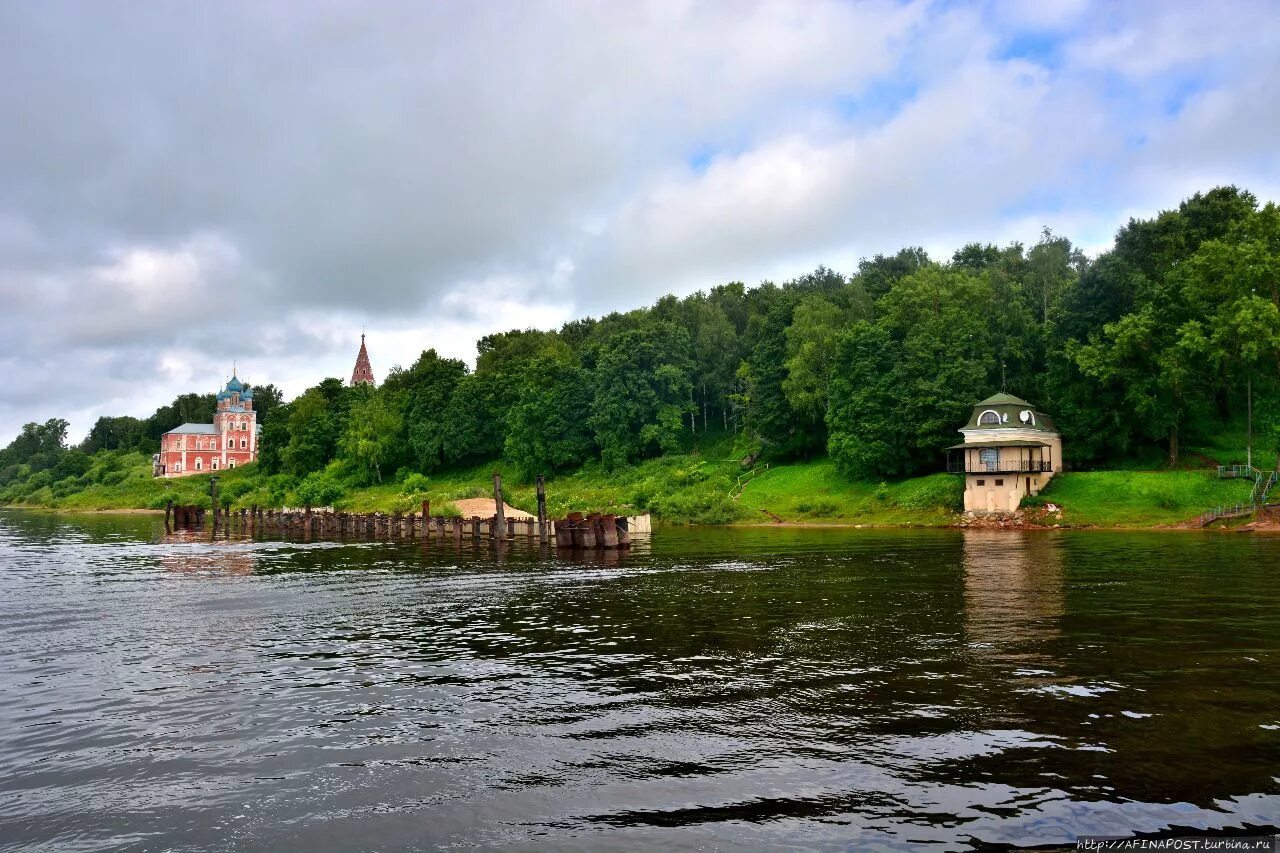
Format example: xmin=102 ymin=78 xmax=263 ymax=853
xmin=0 ymin=418 xmax=70 ymax=470
xmin=855 ymin=246 xmax=929 ymax=299
xmin=1026 ymin=227 xmax=1084 ymax=322
xmin=827 ymin=323 xmax=908 ymax=477
xmin=281 ymin=389 xmax=336 ymax=476
xmin=80 ymin=416 xmax=146 ymax=453
xmin=384 ymin=349 xmax=467 ymax=472
xmin=745 ymin=299 xmax=810 ymax=455
xmin=339 ymin=390 xmax=402 ymax=484
xmin=246 ymin=383 xmax=285 ymax=425
xmin=1071 ymin=306 xmax=1207 ymax=466
xmin=588 ymin=323 xmax=694 ymax=469
xmin=504 ymin=356 xmax=596 ymax=475
xmin=440 ymin=372 xmax=508 ymax=466
xmin=782 ymin=294 xmax=845 ymax=422
xmin=686 ymin=297 xmax=740 ymax=431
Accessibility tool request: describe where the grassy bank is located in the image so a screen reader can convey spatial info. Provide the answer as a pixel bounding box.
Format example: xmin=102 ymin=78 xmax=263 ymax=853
xmin=1028 ymin=470 xmax=1253 ymax=527
xmin=1 ymin=441 xmax=1261 ymax=529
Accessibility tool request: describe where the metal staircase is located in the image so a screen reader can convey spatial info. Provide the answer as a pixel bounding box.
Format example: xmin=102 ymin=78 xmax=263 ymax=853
xmin=1200 ymin=465 xmax=1278 ymax=526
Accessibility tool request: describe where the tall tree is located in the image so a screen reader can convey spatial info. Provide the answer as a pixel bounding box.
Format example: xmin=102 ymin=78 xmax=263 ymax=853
xmin=339 ymin=390 xmax=403 ymax=484
xmin=588 ymin=323 xmax=694 ymax=469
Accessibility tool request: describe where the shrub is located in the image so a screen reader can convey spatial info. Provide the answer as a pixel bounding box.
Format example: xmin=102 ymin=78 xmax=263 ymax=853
xmin=296 ymin=472 xmax=345 ymax=507
xmin=223 ymin=480 xmax=254 ymax=502
xmin=648 ymin=486 xmax=742 ymax=525
xmin=808 ymin=499 xmax=839 ymax=517
xmin=266 ymin=474 xmax=297 ymax=506
xmin=401 ymin=473 xmax=430 ymax=494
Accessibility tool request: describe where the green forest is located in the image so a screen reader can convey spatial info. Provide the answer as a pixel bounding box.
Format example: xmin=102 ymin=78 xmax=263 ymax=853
xmin=2 ymin=186 xmax=1277 ymax=524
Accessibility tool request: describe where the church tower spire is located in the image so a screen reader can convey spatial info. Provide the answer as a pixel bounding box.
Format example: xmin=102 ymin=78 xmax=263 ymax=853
xmin=350 ymin=333 xmax=375 ymax=386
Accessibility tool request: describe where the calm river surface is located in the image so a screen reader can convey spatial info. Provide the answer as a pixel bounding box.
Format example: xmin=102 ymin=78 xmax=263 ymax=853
xmin=2 ymin=510 xmax=1278 ymax=851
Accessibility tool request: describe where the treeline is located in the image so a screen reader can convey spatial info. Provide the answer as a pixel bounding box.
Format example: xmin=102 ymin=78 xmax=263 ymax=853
xmin=249 ymin=186 xmax=1278 ymax=490
xmin=4 ymin=186 xmax=1279 ymax=500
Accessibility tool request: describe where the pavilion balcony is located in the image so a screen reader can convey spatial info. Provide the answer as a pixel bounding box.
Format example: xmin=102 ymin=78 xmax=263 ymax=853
xmin=946 ymin=458 xmax=1053 ymax=474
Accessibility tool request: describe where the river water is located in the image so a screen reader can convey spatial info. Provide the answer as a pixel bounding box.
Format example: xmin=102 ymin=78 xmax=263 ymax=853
xmin=1 ymin=510 xmax=1278 ymax=851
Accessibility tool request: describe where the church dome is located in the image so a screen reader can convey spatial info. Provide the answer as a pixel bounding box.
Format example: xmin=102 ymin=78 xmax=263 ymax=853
xmin=224 ymin=375 xmax=244 ymax=393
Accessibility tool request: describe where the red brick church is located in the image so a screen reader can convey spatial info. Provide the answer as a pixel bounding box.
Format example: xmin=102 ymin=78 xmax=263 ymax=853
xmin=153 ymin=374 xmax=261 ymax=478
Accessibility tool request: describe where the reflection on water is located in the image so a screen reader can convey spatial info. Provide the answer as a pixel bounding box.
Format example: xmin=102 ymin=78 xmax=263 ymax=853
xmin=963 ymin=530 xmax=1064 ymax=667
xmin=1 ymin=512 xmax=1278 ymax=851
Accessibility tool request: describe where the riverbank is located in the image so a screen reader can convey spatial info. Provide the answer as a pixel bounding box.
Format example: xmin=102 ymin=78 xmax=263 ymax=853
xmin=0 ymin=446 xmax=1257 ymax=529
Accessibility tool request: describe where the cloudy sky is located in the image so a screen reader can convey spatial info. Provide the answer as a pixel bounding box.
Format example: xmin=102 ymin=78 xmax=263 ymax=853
xmin=1 ymin=0 xmax=1278 ymax=442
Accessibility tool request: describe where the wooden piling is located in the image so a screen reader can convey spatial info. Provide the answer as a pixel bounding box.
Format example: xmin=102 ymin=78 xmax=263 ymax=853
xmin=600 ymin=514 xmax=618 ymax=548
xmin=555 ymin=516 xmax=574 ymax=548
xmin=536 ymin=474 xmax=547 ymax=544
xmin=493 ymin=473 xmax=505 ymax=541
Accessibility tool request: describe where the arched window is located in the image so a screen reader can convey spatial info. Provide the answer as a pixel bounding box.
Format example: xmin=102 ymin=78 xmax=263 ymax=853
xmin=978 ymin=410 xmax=1001 ymax=426
xmin=240 ymin=438 xmax=247 ymax=449
xmin=194 ymin=458 xmax=202 ymax=471
xmin=229 ymin=458 xmax=236 ymax=469
xmin=212 ymin=458 xmax=218 ymax=470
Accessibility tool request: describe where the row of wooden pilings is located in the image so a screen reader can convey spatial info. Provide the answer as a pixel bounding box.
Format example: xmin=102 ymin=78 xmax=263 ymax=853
xmin=167 ymin=503 xmax=632 ymax=548
xmin=164 ymin=473 xmax=635 ymax=549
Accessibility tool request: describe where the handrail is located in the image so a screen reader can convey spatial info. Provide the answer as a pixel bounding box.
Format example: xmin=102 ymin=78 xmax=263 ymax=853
xmin=730 ymin=463 xmax=770 ymax=499
xmin=946 ymin=460 xmax=1054 ymax=474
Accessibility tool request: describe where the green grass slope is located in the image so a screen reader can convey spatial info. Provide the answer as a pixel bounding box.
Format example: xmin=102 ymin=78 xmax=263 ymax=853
xmin=1031 ymin=470 xmax=1253 ymax=527
xmin=1 ymin=442 xmax=1265 ymax=529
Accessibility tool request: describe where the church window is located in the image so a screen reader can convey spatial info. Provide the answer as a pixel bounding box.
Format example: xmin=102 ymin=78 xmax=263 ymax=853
xmin=229 ymin=458 xmax=236 ymax=469
xmin=212 ymin=459 xmax=218 ymax=470
xmin=194 ymin=458 xmax=202 ymax=471
xmin=241 ymin=438 xmax=247 ymax=449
